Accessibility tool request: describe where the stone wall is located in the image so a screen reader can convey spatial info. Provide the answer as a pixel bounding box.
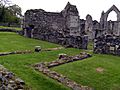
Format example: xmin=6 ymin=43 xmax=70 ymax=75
xmin=23 ymin=4 xmax=120 ymax=43
xmin=94 ymin=34 xmax=120 ymax=55
xmin=34 ymin=52 xmax=92 ymax=90
xmin=0 ymin=28 xmax=23 ymax=35
xmin=23 ymin=2 xmax=88 ymax=49
xmin=0 ymin=65 xmax=25 ymax=90
xmin=80 ymin=5 xmax=120 ymax=40
xmin=99 ymin=5 xmax=120 ymax=36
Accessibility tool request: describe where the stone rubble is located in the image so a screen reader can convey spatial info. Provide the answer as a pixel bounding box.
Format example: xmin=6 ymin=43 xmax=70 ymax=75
xmin=47 ymin=52 xmax=92 ymax=68
xmin=34 ymin=52 xmax=92 ymax=90
xmin=94 ymin=34 xmax=120 ymax=55
xmin=0 ymin=50 xmax=33 ymax=56
xmin=42 ymin=47 xmax=64 ymax=51
xmin=0 ymin=65 xmax=25 ymax=90
xmin=35 ymin=46 xmax=41 ymax=52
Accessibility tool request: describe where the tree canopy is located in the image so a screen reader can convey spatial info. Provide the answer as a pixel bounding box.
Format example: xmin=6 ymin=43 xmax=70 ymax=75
xmin=0 ymin=0 xmax=22 ymax=26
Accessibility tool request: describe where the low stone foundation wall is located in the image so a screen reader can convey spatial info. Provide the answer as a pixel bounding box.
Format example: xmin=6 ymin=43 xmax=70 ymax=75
xmin=94 ymin=34 xmax=120 ymax=55
xmin=0 ymin=65 xmax=25 ymax=90
xmin=0 ymin=28 xmax=17 ymax=32
xmin=0 ymin=28 xmax=23 ymax=35
xmin=47 ymin=52 xmax=91 ymax=68
xmin=0 ymin=50 xmax=33 ymax=56
xmin=34 ymin=52 xmax=92 ymax=90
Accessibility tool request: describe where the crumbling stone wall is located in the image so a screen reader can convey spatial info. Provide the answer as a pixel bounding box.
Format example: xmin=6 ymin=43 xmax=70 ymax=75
xmin=23 ymin=2 xmax=88 ymax=49
xmin=80 ymin=5 xmax=120 ymax=40
xmin=85 ymin=14 xmax=94 ymax=40
xmin=23 ymin=2 xmax=120 ymax=50
xmin=80 ymin=15 xmax=102 ymax=40
xmin=94 ymin=34 xmax=120 ymax=55
xmin=94 ymin=5 xmax=120 ymax=55
xmin=100 ymin=5 xmax=120 ymax=36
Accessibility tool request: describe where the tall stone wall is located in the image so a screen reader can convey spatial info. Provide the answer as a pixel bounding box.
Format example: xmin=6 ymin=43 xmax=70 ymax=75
xmin=85 ymin=14 xmax=94 ymax=40
xmin=24 ymin=10 xmax=66 ymax=39
xmin=80 ymin=5 xmax=120 ymax=40
xmin=94 ymin=34 xmax=120 ymax=55
xmin=100 ymin=5 xmax=120 ymax=36
xmin=23 ymin=2 xmax=88 ymax=49
xmin=23 ymin=2 xmax=120 ymax=50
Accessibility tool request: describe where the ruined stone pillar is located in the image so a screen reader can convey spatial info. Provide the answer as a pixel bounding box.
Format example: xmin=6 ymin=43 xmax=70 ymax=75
xmin=81 ymin=35 xmax=88 ymax=49
xmin=85 ymin=14 xmax=93 ymax=40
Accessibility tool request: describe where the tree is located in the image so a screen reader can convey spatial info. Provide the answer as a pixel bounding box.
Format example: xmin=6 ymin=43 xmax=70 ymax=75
xmin=0 ymin=0 xmax=11 ymax=6
xmin=0 ymin=0 xmax=11 ymax=22
xmin=8 ymin=4 xmax=22 ymax=17
xmin=0 ymin=0 xmax=22 ymax=26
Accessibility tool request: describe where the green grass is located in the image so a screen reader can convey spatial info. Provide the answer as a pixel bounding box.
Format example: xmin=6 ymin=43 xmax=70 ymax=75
xmin=0 ymin=32 xmax=81 ymax=90
xmin=0 ymin=26 xmax=22 ymax=31
xmin=88 ymin=40 xmax=93 ymax=50
xmin=0 ymin=32 xmax=120 ymax=90
xmin=52 ymin=54 xmax=120 ymax=90
xmin=0 ymin=51 xmax=73 ymax=90
xmin=0 ymin=32 xmax=60 ymax=52
xmin=0 ymin=49 xmax=81 ymax=90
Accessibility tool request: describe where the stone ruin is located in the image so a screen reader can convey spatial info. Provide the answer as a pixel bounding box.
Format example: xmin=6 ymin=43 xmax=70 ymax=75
xmin=93 ymin=5 xmax=120 ymax=55
xmin=80 ymin=5 xmax=120 ymax=40
xmin=94 ymin=34 xmax=120 ymax=55
xmin=0 ymin=65 xmax=25 ymax=90
xmin=34 ymin=52 xmax=92 ymax=90
xmin=23 ymin=2 xmax=88 ymax=49
xmin=23 ymin=2 xmax=120 ymax=52
xmin=84 ymin=5 xmax=120 ymax=40
xmin=99 ymin=5 xmax=120 ymax=36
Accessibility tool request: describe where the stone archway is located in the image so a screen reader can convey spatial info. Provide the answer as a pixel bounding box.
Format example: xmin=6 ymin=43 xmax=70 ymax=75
xmin=107 ymin=11 xmax=117 ymax=21
xmin=104 ymin=5 xmax=120 ymax=22
xmin=100 ymin=5 xmax=120 ymax=35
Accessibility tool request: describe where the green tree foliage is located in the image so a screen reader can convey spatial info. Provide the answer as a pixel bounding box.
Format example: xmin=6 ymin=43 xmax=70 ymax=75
xmin=0 ymin=0 xmax=22 ymax=26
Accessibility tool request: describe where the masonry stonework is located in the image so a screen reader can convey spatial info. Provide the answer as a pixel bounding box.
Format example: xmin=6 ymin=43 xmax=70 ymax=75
xmin=23 ymin=2 xmax=120 ymax=51
xmin=94 ymin=34 xmax=120 ymax=55
xmin=23 ymin=2 xmax=88 ymax=49
xmin=93 ymin=5 xmax=120 ymax=55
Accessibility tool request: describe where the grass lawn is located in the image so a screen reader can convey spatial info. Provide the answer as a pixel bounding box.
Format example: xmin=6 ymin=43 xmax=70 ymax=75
xmin=0 ymin=32 xmax=60 ymax=52
xmin=0 ymin=32 xmax=120 ymax=90
xmin=0 ymin=26 xmax=22 ymax=31
xmin=0 ymin=32 xmax=81 ymax=90
xmin=52 ymin=54 xmax=120 ymax=90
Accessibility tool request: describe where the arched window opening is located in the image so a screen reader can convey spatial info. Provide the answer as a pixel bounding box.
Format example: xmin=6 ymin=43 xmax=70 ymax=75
xmin=107 ymin=11 xmax=117 ymax=21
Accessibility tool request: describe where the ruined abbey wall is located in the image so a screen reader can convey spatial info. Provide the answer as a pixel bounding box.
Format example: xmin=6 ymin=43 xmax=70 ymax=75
xmin=94 ymin=35 xmax=120 ymax=55
xmin=23 ymin=2 xmax=88 ymax=49
xmin=93 ymin=5 xmax=120 ymax=55
xmin=23 ymin=2 xmax=120 ymax=51
xmin=80 ymin=5 xmax=120 ymax=40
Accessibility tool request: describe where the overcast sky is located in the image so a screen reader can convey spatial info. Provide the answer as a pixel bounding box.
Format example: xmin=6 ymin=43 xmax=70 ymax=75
xmin=11 ymin=0 xmax=120 ymax=21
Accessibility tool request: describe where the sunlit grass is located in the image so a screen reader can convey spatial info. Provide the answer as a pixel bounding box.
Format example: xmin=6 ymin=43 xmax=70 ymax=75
xmin=52 ymin=54 xmax=120 ymax=90
xmin=0 ymin=32 xmax=60 ymax=52
xmin=0 ymin=26 xmax=22 ymax=31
